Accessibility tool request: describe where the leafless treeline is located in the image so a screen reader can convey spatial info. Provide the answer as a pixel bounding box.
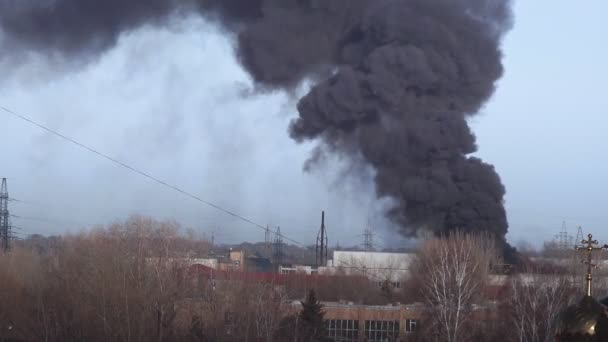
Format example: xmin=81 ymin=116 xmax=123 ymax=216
xmin=0 ymin=216 xmax=212 ymax=341
xmin=0 ymin=215 xmax=320 ymax=342
xmin=408 ymin=232 xmax=583 ymax=342
xmin=0 ymin=216 xmax=394 ymax=342
xmin=0 ymin=217 xmax=593 ymax=342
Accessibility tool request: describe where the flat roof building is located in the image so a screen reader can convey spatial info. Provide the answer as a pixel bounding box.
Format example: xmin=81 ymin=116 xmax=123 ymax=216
xmin=286 ymin=301 xmax=424 ymax=342
xmin=320 ymin=251 xmax=414 ymax=286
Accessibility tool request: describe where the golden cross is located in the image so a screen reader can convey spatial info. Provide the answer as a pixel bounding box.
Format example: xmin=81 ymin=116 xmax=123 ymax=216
xmin=575 ymin=233 xmax=605 ymax=297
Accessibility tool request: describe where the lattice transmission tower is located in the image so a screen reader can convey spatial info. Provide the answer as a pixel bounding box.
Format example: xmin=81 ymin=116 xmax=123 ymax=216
xmin=575 ymin=226 xmax=585 ymax=247
xmin=362 ymin=219 xmax=375 ymax=251
xmin=272 ymin=226 xmax=284 ymax=267
xmin=0 ymin=178 xmax=12 ymax=253
xmin=554 ymin=221 xmax=573 ymax=251
xmin=571 ymin=226 xmax=586 ymax=285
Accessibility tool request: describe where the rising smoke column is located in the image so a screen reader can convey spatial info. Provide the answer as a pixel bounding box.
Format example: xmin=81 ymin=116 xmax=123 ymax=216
xmin=0 ymin=0 xmax=513 ymax=250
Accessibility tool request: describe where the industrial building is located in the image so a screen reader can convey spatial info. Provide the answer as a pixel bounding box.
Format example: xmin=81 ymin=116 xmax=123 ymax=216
xmin=319 ymin=250 xmax=414 ymax=288
xmin=287 ymin=301 xmax=423 ymax=342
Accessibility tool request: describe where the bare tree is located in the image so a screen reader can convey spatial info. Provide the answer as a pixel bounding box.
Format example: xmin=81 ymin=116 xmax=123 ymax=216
xmin=508 ymin=271 xmax=574 ymax=342
xmin=1 ymin=214 xmax=388 ymax=341
xmin=413 ymin=231 xmax=497 ymax=342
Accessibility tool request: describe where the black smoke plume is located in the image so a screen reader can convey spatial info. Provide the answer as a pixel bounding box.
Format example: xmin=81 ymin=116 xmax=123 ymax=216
xmin=0 ymin=0 xmax=515 ymax=256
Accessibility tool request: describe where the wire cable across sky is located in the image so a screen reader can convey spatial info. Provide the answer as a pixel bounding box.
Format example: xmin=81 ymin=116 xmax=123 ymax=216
xmin=0 ymin=105 xmax=309 ymax=248
xmin=1 ymin=105 xmax=418 ymax=284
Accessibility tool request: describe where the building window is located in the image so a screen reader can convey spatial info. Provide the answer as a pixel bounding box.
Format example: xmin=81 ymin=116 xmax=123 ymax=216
xmin=365 ymin=320 xmax=399 ymax=342
xmin=326 ymin=319 xmax=359 ymax=342
xmin=377 ymin=281 xmax=401 ymax=289
xmin=405 ymin=319 xmax=417 ymax=332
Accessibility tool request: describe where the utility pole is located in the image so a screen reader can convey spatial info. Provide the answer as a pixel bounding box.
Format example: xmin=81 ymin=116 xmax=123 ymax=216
xmin=0 ymin=178 xmax=11 ymax=253
xmin=316 ymin=211 xmax=328 ymax=267
xmin=265 ymin=224 xmax=272 ymax=259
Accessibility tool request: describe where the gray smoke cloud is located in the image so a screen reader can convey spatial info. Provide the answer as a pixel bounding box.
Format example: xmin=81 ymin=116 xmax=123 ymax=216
xmin=0 ymin=0 xmax=515 ymax=257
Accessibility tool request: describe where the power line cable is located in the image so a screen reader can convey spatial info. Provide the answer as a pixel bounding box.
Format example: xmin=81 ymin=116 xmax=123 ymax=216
xmin=3 ymin=104 xmax=601 ymax=274
xmin=7 ymin=197 xmax=41 ymax=206
xmin=0 ymin=105 xmax=308 ymax=248
xmin=1 ymin=104 xmax=409 ymax=282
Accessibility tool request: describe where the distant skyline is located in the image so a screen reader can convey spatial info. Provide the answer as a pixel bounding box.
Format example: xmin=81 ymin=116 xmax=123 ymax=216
xmin=1 ymin=1 xmax=606 ymax=248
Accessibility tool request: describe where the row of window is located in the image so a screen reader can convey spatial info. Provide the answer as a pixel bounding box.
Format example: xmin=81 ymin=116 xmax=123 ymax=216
xmin=375 ymin=281 xmax=401 ymax=289
xmin=325 ymin=319 xmax=418 ymax=342
xmin=365 ymin=320 xmax=400 ymax=342
xmin=326 ymin=320 xmax=359 ymax=341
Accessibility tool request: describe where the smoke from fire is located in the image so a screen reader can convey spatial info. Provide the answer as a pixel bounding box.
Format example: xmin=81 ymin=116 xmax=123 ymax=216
xmin=0 ymin=0 xmax=515 ymax=256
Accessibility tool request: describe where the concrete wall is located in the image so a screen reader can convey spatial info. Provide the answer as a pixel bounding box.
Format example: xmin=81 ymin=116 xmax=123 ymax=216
xmin=229 ymin=250 xmax=245 ymax=271
xmin=320 ymin=251 xmax=414 ymax=283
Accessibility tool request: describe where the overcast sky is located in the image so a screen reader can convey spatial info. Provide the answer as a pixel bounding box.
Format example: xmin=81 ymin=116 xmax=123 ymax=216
xmin=472 ymin=0 xmax=608 ymax=247
xmin=1 ymin=0 xmax=606 ymax=248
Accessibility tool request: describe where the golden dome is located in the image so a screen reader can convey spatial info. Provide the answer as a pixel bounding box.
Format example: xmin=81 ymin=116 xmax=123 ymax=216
xmin=557 ymin=296 xmax=608 ymax=341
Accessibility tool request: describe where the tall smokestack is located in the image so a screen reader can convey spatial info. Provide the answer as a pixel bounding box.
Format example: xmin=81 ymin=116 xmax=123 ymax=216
xmin=0 ymin=0 xmax=516 ymax=258
xmin=316 ymin=210 xmax=328 ymax=267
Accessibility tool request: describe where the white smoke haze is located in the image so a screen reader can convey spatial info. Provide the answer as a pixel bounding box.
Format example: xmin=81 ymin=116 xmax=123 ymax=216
xmin=0 ymin=15 xmax=395 ymax=247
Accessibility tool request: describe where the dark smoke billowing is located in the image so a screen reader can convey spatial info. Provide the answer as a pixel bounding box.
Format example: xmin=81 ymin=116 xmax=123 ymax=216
xmin=0 ymin=0 xmax=514 ymax=253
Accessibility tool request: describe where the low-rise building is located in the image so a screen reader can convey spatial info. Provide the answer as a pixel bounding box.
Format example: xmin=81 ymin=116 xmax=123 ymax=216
xmin=186 ymin=249 xmax=273 ymax=273
xmin=319 ymin=251 xmax=414 ymax=289
xmin=284 ymin=301 xmax=423 ymax=342
xmin=279 ymin=264 xmax=317 ymax=275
